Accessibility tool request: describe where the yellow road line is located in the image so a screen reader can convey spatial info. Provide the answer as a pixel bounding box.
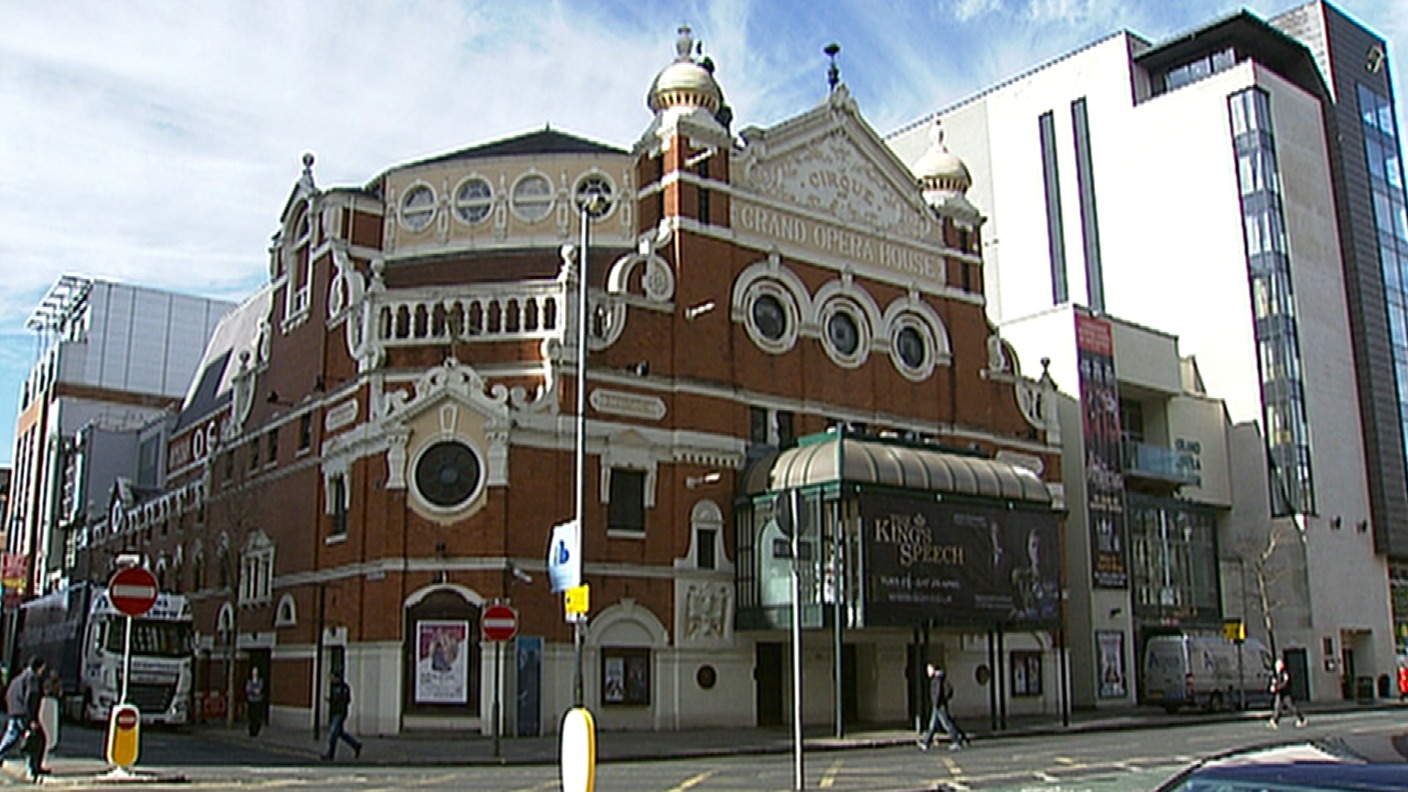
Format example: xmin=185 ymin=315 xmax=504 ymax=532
xmin=668 ymin=769 xmax=716 ymax=792
xmin=819 ymin=758 xmax=843 ymax=788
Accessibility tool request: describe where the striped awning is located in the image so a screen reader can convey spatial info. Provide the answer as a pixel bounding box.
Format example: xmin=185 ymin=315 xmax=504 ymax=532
xmin=741 ymin=435 xmax=1051 ymax=504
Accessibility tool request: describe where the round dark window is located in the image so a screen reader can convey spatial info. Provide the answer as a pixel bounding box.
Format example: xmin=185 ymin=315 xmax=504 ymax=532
xmin=695 ymin=665 xmax=717 ymax=690
xmin=414 ymin=441 xmax=482 ymax=508
xmin=752 ymin=294 xmax=787 ymax=341
xmin=896 ymin=326 xmax=926 ymax=369
xmin=827 ymin=311 xmax=860 ymax=355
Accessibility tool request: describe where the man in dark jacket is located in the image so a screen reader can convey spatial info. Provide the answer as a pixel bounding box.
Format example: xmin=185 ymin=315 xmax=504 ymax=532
xmin=1267 ymin=657 xmax=1306 ymax=728
xmin=0 ymin=656 xmax=47 ymax=779
xmin=321 ymin=670 xmax=362 ymax=761
xmin=917 ymin=663 xmax=970 ymax=752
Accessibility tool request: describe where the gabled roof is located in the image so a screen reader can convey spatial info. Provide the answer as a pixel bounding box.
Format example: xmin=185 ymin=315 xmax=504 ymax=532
xmin=403 ymin=127 xmax=627 ymax=169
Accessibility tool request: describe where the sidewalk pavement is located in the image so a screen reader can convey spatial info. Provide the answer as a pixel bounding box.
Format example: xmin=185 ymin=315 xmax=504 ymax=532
xmin=187 ymin=698 xmax=1408 ymax=767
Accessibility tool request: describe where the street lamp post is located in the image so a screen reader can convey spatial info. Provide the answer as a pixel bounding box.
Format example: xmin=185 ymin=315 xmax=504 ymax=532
xmin=572 ymin=191 xmax=607 ymax=708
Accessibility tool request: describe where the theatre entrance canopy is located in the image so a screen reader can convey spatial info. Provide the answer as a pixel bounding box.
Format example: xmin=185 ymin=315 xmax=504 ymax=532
xmin=736 ymin=431 xmax=1062 ymax=632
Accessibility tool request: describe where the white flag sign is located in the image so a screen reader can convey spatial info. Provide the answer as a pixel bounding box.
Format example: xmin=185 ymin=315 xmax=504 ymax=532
xmin=548 ymin=520 xmax=580 ymax=593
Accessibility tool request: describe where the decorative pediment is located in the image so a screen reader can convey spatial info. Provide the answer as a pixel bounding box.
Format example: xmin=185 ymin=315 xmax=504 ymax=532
xmin=381 ymin=357 xmax=513 ymax=424
xmin=734 ymin=87 xmax=936 ymax=241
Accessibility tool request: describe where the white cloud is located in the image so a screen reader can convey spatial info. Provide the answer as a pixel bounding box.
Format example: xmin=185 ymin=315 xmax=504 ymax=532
xmin=0 ymin=0 xmax=1403 ymax=464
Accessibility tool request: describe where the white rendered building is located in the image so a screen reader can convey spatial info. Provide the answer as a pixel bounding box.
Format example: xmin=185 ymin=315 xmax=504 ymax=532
xmin=889 ymin=3 xmax=1398 ymax=701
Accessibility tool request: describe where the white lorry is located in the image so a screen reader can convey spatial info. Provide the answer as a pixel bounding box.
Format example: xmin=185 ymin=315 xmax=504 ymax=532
xmin=16 ymin=582 xmax=194 ymax=725
xmin=1142 ymin=633 xmax=1274 ymax=713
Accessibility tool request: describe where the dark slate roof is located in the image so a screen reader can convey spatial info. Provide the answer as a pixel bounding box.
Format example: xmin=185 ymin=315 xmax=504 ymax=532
xmin=405 ymin=127 xmax=628 ymax=168
xmin=174 ymin=349 xmax=231 ymax=432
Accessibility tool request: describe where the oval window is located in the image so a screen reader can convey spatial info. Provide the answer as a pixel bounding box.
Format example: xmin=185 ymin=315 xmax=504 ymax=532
xmin=896 ymin=326 xmax=926 ymax=369
xmin=402 ymin=185 xmax=436 ymax=231
xmin=827 ymin=312 xmax=860 ymax=356
xmin=574 ymin=175 xmax=614 ymax=218
xmin=752 ymin=294 xmax=787 ymax=341
xmin=512 ymin=174 xmax=554 ymax=222
xmin=454 ymin=178 xmax=493 ymax=224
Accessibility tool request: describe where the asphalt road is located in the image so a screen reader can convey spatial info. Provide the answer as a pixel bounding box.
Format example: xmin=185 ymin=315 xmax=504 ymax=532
xmin=12 ymin=708 xmax=1406 ymax=790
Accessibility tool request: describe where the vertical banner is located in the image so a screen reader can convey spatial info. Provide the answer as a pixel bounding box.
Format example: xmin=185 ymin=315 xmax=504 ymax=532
xmin=1076 ymin=310 xmax=1128 ymax=588
xmin=415 ymin=620 xmax=469 ymax=704
xmin=1096 ymin=630 xmax=1127 ymax=699
xmin=548 ymin=521 xmax=580 ymax=593
xmin=516 ymin=636 xmax=542 ymax=737
xmin=1 ymin=553 xmax=28 ymax=607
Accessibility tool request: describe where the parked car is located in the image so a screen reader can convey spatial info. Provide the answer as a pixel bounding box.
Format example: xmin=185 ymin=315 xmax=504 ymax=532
xmin=1153 ymin=732 xmax=1408 ymax=791
xmin=1142 ymin=633 xmax=1273 ymax=713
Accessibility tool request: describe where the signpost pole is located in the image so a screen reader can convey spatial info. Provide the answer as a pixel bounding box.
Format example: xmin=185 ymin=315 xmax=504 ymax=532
xmin=121 ymin=615 xmax=134 ymax=705
xmin=493 ymin=638 xmax=502 ymax=758
xmin=790 ymin=488 xmax=804 ymax=791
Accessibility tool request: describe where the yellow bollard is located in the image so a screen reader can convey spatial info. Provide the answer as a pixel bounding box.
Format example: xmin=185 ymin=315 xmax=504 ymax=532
xmin=105 ymin=704 xmax=141 ymax=769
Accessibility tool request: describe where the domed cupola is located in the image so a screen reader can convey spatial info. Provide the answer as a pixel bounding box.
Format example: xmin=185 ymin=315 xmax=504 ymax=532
xmin=915 ymin=122 xmax=972 ymax=195
xmin=636 ymin=25 xmax=732 ymax=155
xmin=915 ymin=121 xmax=980 ymax=224
xmin=647 ymin=26 xmax=723 ymax=116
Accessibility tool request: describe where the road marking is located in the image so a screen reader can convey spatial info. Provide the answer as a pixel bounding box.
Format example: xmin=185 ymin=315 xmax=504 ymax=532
xmin=819 ymin=758 xmax=842 ymax=788
xmin=1054 ymin=756 xmax=1076 ymax=765
xmin=667 ymin=769 xmax=715 ymax=792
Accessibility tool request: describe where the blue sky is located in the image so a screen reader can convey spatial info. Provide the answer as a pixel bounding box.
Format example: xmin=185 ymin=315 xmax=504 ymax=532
xmin=0 ymin=0 xmax=1404 ymax=465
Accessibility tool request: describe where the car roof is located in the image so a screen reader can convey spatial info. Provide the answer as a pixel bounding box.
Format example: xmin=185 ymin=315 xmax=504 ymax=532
xmin=1156 ymin=734 xmax=1408 ymax=791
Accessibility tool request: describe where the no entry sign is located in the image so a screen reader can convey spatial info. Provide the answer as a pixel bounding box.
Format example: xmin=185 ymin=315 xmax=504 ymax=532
xmin=481 ymin=604 xmax=519 ymax=642
xmin=108 ymin=566 xmax=159 ymax=618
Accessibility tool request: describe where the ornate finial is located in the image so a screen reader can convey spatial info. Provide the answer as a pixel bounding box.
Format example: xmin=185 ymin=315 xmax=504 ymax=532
xmin=676 ymin=25 xmax=694 ymax=60
xmin=299 ymin=152 xmax=316 ymax=191
xmin=928 ymin=119 xmax=945 ymax=149
xmin=825 ymin=43 xmax=841 ymax=91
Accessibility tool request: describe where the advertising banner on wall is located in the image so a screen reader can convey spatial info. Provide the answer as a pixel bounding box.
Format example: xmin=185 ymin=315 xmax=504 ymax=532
xmin=414 ymin=620 xmax=469 ymax=704
xmin=859 ymin=491 xmax=1060 ymax=629
xmin=2 ymin=553 xmax=28 ymax=606
xmin=1076 ymin=310 xmax=1129 ymax=588
xmin=1097 ymin=630 xmax=1127 ymax=699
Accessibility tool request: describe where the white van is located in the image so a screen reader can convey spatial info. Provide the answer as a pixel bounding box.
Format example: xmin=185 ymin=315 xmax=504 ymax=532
xmin=1142 ymin=633 xmax=1273 ymax=713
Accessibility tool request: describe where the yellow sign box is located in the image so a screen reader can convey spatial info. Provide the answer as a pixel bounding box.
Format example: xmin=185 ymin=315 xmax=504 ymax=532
xmin=565 ymin=584 xmax=590 ymax=615
xmin=1222 ymin=620 xmax=1246 ymax=643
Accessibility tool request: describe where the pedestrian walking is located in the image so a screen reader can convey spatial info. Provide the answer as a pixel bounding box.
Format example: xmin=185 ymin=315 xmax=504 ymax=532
xmin=917 ymin=663 xmax=970 ymax=751
xmin=39 ymin=669 xmax=61 ymax=769
xmin=1267 ymin=657 xmax=1306 ymax=728
xmin=244 ymin=666 xmax=267 ymax=737
xmin=1397 ymin=661 xmax=1408 ymax=702
xmin=0 ymin=656 xmax=48 ymax=781
xmin=321 ymin=670 xmax=362 ymax=761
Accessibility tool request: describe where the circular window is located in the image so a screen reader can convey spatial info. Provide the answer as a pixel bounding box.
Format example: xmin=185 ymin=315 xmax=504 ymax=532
xmin=696 ymin=665 xmax=717 ymax=690
xmin=827 ymin=312 xmax=860 ymax=356
xmin=741 ymin=278 xmax=800 ymax=354
xmin=401 ymin=185 xmax=436 ymax=231
xmin=574 ymin=174 xmax=614 ymax=218
xmin=753 ymin=295 xmax=787 ymax=341
xmin=511 ymin=174 xmax=554 ymax=222
xmin=819 ymin=300 xmax=870 ymax=368
xmin=888 ymin=313 xmax=940 ymax=381
xmin=453 ymin=178 xmax=493 ymax=224
xmin=413 ymin=441 xmax=483 ymax=509
xmin=896 ymin=326 xmax=926 ymax=369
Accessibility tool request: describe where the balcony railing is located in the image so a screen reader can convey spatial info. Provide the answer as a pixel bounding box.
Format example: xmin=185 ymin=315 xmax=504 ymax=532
xmin=370 ymin=281 xmax=567 ymax=350
xmin=1122 ymin=439 xmax=1200 ymax=486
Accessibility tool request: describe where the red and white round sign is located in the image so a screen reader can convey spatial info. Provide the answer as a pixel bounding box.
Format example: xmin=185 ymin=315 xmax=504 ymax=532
xmin=481 ymin=604 xmax=519 ymax=642
xmin=108 ymin=566 xmax=159 ymax=618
